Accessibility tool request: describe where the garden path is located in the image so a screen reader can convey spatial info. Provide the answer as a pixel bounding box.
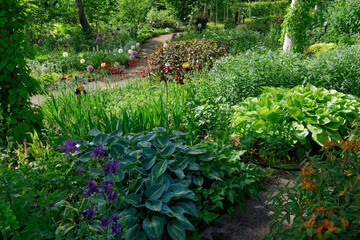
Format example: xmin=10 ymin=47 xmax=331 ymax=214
xmin=199 ymin=173 xmax=296 ymax=240
xmin=30 ymin=33 xmax=174 ymax=105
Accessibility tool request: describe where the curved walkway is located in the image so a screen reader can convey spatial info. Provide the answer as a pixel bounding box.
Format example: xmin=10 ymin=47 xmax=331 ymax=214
xmin=30 ymin=33 xmax=174 ymax=105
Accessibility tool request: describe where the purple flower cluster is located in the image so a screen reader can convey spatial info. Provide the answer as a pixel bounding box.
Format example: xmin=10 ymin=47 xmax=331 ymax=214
xmin=38 ymin=39 xmax=43 ymax=45
xmin=100 ymin=214 xmax=121 ymax=235
xmin=59 ymin=139 xmax=80 ymax=155
xmin=81 ymin=177 xmax=99 ymax=197
xmin=95 ymin=38 xmax=101 ymax=45
xmin=171 ymin=33 xmax=176 ymax=40
xmin=97 ymin=33 xmax=102 ymax=38
xmin=127 ymin=28 xmax=130 ymax=32
xmin=91 ymin=145 xmax=108 ymax=158
xmin=111 ymin=32 xmax=115 ymax=36
xmin=102 ymin=36 xmax=107 ymax=40
xmin=116 ymin=27 xmax=120 ymax=31
xmin=77 ymin=167 xmax=84 ymax=176
xmin=83 ymin=206 xmax=97 ymax=221
xmin=130 ymin=50 xmax=138 ymax=60
xmin=102 ymin=180 xmax=119 ymax=204
xmin=87 ymin=65 xmax=94 ymax=72
xmin=103 ymin=160 xmax=120 ymax=175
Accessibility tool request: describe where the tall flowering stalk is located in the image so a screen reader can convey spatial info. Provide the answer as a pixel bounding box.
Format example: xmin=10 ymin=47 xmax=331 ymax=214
xmin=75 ymin=85 xmax=86 ymax=137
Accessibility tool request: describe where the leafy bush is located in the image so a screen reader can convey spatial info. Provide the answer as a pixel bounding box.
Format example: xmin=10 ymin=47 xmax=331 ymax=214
xmin=328 ymin=0 xmax=360 ymax=34
xmin=305 ymin=42 xmax=336 ymax=56
xmin=210 ymin=45 xmax=360 ymax=104
xmin=247 ymin=1 xmax=290 ymax=17
xmin=265 ymin=134 xmax=360 ymax=239
xmin=147 ymin=38 xmax=227 ymax=79
xmin=146 ymin=7 xmax=175 ymax=23
xmin=55 ymin=128 xmax=223 ymax=239
xmin=190 ymin=14 xmax=208 ymax=31
xmin=152 ymin=19 xmax=178 ymax=29
xmin=232 ymin=85 xmax=360 ymax=160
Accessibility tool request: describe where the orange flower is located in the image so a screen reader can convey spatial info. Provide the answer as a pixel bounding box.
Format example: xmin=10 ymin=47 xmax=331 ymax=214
xmin=339 ymin=140 xmax=359 ymax=152
xmin=182 ymin=63 xmax=190 ymax=69
xmin=327 ymin=221 xmax=336 ymax=233
xmin=341 ymin=217 xmax=349 ymax=227
xmin=302 ymin=177 xmax=316 ymax=191
xmin=313 ymin=224 xmax=323 ymax=239
xmin=338 ymin=188 xmax=347 ymax=196
xmin=300 ymin=165 xmax=316 ymax=177
xmin=316 ymin=206 xmax=325 ymax=212
xmin=324 ymin=140 xmax=338 ymax=149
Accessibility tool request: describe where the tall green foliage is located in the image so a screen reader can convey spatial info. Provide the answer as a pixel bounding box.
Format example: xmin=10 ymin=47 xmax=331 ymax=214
xmin=328 ymin=0 xmax=360 ymax=35
xmin=0 ymin=0 xmax=43 ymax=143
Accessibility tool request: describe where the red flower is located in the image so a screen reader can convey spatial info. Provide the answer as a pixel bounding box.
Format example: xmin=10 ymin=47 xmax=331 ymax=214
xmin=135 ymin=59 xmax=140 ymax=62
xmin=187 ymin=77 xmax=190 ymax=79
xmin=94 ymin=72 xmax=98 ymax=75
xmin=68 ymin=75 xmax=72 ymax=78
xmin=136 ymin=89 xmax=140 ymax=91
xmin=142 ymin=75 xmax=145 ymax=77
xmin=112 ymin=71 xmax=117 ymax=74
xmin=61 ymin=77 xmax=67 ymax=80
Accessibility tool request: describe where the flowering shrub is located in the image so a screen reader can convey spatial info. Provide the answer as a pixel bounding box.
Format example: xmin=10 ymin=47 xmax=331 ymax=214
xmin=305 ymin=43 xmax=337 ymax=56
xmin=55 ymin=128 xmax=223 ymax=239
xmin=147 ymin=38 xmax=227 ymax=80
xmin=265 ymin=133 xmax=360 ymax=239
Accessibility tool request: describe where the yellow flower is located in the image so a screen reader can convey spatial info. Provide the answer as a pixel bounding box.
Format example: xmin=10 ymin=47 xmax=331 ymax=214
xmin=75 ymin=85 xmax=86 ymax=95
xmin=101 ymin=62 xmax=106 ymax=68
xmin=182 ymin=63 xmax=190 ymax=69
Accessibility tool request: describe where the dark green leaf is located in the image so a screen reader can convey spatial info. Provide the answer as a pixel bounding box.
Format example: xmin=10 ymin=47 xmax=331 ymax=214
xmin=145 ymin=184 xmax=166 ymax=201
xmin=167 ymin=220 xmax=186 ymax=240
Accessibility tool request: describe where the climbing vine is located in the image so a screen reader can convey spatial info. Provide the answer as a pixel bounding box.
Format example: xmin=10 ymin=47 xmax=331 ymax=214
xmin=281 ymin=0 xmax=317 ymax=53
xmin=0 ymin=0 xmax=43 ymax=143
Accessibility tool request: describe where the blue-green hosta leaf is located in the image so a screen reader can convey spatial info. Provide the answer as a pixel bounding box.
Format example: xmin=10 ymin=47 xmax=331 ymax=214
xmin=172 ymin=170 xmax=185 ymax=179
xmin=167 ymin=220 xmax=186 ymax=240
xmin=137 ymin=141 xmax=152 ymax=148
xmin=56 ymin=222 xmax=75 ymax=236
xmin=176 ymin=201 xmax=199 ymax=217
xmin=145 ymin=200 xmax=163 ymax=212
xmin=184 ymin=147 xmax=206 ymax=155
xmin=171 ymin=156 xmax=189 ymax=170
xmin=145 ymin=184 xmax=166 ymax=201
xmin=208 ymin=170 xmax=222 ymax=181
xmin=187 ymin=162 xmax=201 ymax=171
xmin=153 ymin=127 xmax=167 ymax=132
xmin=141 ymin=148 xmax=157 ymax=158
xmin=120 ymin=209 xmax=139 ymax=226
xmin=110 ymin=144 xmax=125 ymax=159
xmin=108 ymin=129 xmax=123 ymax=138
xmin=140 ymin=133 xmax=157 ymax=142
xmin=161 ymin=144 xmax=177 ymax=157
xmin=89 ymin=220 xmax=104 ymax=233
xmin=151 ymin=160 xmax=168 ymax=179
xmin=168 ymin=183 xmax=191 ymax=198
xmin=172 ymin=130 xmax=186 ymax=136
xmin=93 ymin=133 xmax=108 ymax=146
xmin=142 ymin=156 xmax=157 ymax=170
xmin=193 ymin=174 xmax=204 ymax=187
xmin=153 ymin=174 xmax=171 ymax=189
xmin=160 ymin=191 xmax=174 ymax=203
xmin=125 ymin=194 xmax=142 ymax=207
xmin=198 ymin=153 xmax=215 ymax=161
xmin=152 ymin=136 xmax=171 ymax=148
xmin=134 ymin=166 xmax=147 ymax=175
xmin=124 ymin=155 xmax=138 ymax=164
xmin=89 ymin=128 xmax=101 ymax=136
xmin=143 ymin=216 xmax=166 ymax=240
xmin=129 ymin=178 xmax=145 ymax=194
xmin=117 ymin=168 xmax=125 ymax=181
xmin=129 ymin=150 xmax=143 ymax=159
xmin=160 ymin=203 xmax=174 ymax=217
xmin=126 ymin=224 xmax=147 ymax=240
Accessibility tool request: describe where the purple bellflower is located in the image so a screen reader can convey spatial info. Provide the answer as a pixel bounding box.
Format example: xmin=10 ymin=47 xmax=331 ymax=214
xmin=91 ymin=145 xmax=108 ymax=158
xmin=82 ymin=177 xmax=99 ymax=197
xmin=59 ymin=139 xmax=80 ymax=155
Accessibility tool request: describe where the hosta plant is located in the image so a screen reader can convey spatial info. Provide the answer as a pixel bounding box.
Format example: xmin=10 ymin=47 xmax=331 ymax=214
xmin=232 ymin=85 xmax=360 ymax=160
xmin=265 ymin=134 xmax=360 ymax=239
xmin=55 ymin=128 xmax=222 ymax=239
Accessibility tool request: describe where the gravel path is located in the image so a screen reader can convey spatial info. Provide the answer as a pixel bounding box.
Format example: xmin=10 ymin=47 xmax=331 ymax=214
xmin=30 ymin=33 xmax=174 ymax=105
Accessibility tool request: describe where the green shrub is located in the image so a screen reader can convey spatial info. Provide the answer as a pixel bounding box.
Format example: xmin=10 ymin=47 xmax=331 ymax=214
xmin=152 ymin=19 xmax=178 ymax=29
xmin=265 ymin=133 xmax=360 ymax=239
xmin=210 ymin=45 xmax=360 ymax=104
xmin=147 ymin=38 xmax=228 ymax=79
xmin=232 ymin=85 xmax=360 ymax=160
xmin=136 ymin=33 xmax=153 ymax=43
xmin=328 ymin=0 xmax=360 ymax=34
xmin=191 ymin=14 xmax=208 ymax=31
xmin=245 ymin=1 xmax=290 ymax=17
xmin=305 ymin=43 xmax=337 ymax=56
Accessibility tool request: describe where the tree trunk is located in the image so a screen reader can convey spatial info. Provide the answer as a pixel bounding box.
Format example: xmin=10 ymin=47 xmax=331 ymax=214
xmin=216 ymin=0 xmax=218 ymax=25
xmin=75 ymin=0 xmax=91 ymax=34
xmin=204 ymin=0 xmax=207 ymax=17
xmin=226 ymin=0 xmax=229 ymax=22
xmin=283 ymin=0 xmax=297 ymax=52
xmin=223 ymin=0 xmax=226 ymax=23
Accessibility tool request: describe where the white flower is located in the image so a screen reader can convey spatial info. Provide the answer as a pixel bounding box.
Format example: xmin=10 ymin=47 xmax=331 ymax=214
xmin=63 ymin=52 xmax=68 ymax=57
xmin=163 ymin=43 xmax=169 ymax=48
xmin=66 ymin=34 xmax=71 ymax=39
xmin=136 ymin=43 xmax=140 ymax=47
xmin=131 ymin=45 xmax=135 ymax=50
xmin=118 ymin=49 xmax=123 ymax=54
xmin=80 ymin=59 xmax=85 ymax=64
xmin=128 ymin=49 xmax=133 ymax=54
xmin=198 ymin=23 xmax=202 ymax=27
xmin=165 ymin=28 xmax=170 ymax=33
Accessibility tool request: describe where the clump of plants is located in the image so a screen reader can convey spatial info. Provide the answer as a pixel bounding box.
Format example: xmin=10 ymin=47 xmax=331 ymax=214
xmin=55 ymin=128 xmax=224 ymax=239
xmin=305 ymin=43 xmax=337 ymax=56
xmin=265 ymin=131 xmax=360 ymax=239
xmin=190 ymin=14 xmax=208 ymax=31
xmin=232 ymin=85 xmax=360 ymax=163
xmin=147 ymin=38 xmax=228 ymax=80
xmin=152 ymin=19 xmax=178 ymax=29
